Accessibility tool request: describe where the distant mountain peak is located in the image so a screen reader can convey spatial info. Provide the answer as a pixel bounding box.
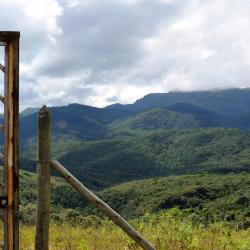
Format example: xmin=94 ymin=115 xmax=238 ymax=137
xmin=21 ymin=107 xmax=39 ymax=117
xmin=106 ymin=88 xmax=250 ymax=117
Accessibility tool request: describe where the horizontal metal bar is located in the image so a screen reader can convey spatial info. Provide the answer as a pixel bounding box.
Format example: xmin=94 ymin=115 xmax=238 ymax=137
xmin=0 ymin=64 xmax=5 ymax=73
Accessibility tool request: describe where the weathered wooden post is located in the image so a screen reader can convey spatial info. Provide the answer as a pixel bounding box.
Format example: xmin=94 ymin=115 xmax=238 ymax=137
xmin=35 ymin=106 xmax=51 ymax=250
xmin=0 ymin=31 xmax=20 ymax=250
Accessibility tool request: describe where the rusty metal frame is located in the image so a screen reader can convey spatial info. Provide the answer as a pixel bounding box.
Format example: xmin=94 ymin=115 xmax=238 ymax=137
xmin=0 ymin=31 xmax=20 ymax=250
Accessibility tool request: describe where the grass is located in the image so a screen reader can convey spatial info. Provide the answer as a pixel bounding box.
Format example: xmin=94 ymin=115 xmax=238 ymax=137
xmin=1 ymin=209 xmax=250 ymax=250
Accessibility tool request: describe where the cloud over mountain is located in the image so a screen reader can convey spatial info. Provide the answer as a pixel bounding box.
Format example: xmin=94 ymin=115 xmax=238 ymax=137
xmin=0 ymin=0 xmax=250 ymax=109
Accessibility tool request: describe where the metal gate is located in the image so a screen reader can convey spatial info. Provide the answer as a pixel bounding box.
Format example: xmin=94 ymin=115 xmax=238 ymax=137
xmin=0 ymin=31 xmax=20 ymax=250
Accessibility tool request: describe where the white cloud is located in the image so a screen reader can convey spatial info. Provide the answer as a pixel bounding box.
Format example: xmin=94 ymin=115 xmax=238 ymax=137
xmin=24 ymin=0 xmax=63 ymax=43
xmin=130 ymin=0 xmax=250 ymax=92
xmin=0 ymin=0 xmax=63 ymax=109
xmin=1 ymin=0 xmax=250 ymax=109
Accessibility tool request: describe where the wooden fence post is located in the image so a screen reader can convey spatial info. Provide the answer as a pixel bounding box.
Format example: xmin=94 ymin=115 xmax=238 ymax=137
xmin=35 ymin=106 xmax=51 ymax=250
xmin=1 ymin=31 xmax=20 ymax=250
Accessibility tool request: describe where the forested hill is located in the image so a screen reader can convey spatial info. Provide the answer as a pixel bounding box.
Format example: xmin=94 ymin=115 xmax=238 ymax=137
xmin=16 ymin=88 xmax=250 ymax=186
xmin=107 ymin=88 xmax=250 ymax=117
xmin=21 ymin=128 xmax=250 ymax=189
xmin=16 ymin=88 xmax=250 ymax=148
xmin=17 ymin=88 xmax=250 ymax=228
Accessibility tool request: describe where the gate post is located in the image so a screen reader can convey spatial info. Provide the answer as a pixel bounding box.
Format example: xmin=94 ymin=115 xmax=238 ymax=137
xmin=0 ymin=31 xmax=20 ymax=250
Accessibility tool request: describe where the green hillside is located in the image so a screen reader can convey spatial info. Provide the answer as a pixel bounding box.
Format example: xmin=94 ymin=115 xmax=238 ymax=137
xmin=55 ymin=139 xmax=163 ymax=188
xmin=19 ymin=103 xmax=132 ymax=148
xmin=109 ymin=104 xmax=239 ymax=136
xmin=26 ymin=127 xmax=249 ymax=189
xmin=108 ymin=88 xmax=250 ymax=117
xmin=131 ymin=128 xmax=250 ymax=174
xmin=109 ymin=108 xmax=201 ymax=131
xmin=238 ymin=112 xmax=250 ymax=128
xmin=19 ymin=169 xmax=250 ymax=227
xmin=97 ymin=173 xmax=250 ymax=223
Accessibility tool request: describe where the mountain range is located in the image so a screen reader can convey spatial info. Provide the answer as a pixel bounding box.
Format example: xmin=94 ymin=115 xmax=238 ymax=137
xmin=16 ymin=88 xmax=250 ymax=189
xmin=19 ymin=88 xmax=250 ymax=145
xmin=107 ymin=88 xmax=250 ymax=117
xmin=13 ymin=88 xmax=250 ymax=225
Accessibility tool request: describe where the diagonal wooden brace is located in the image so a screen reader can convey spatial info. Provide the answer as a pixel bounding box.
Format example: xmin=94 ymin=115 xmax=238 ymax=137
xmin=0 ymin=63 xmax=5 ymax=73
xmin=0 ymin=95 xmax=4 ymax=103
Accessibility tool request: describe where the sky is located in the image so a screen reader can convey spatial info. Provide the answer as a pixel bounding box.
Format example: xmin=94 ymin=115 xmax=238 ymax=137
xmin=1 ymin=0 xmax=250 ymax=110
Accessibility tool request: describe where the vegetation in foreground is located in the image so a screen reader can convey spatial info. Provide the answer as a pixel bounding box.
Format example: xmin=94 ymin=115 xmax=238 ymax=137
xmin=19 ymin=171 xmax=250 ymax=228
xmin=1 ymin=209 xmax=249 ymax=250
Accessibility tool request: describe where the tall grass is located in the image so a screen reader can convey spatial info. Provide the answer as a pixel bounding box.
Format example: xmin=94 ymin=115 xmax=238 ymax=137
xmin=6 ymin=209 xmax=249 ymax=250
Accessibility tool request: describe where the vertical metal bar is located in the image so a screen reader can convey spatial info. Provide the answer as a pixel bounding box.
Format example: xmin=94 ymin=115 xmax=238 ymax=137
xmin=3 ymin=34 xmax=19 ymax=250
